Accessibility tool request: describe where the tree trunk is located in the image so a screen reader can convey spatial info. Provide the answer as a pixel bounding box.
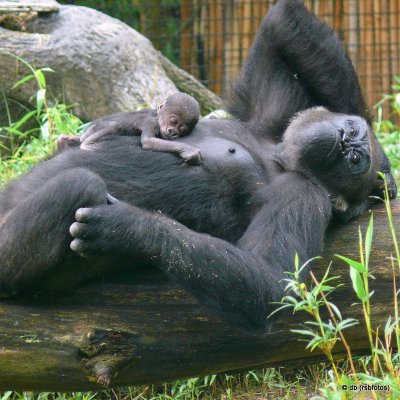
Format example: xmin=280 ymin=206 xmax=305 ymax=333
xmin=0 ymin=200 xmax=398 ymax=390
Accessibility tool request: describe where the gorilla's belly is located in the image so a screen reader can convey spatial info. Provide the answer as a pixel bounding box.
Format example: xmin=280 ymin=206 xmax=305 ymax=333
xmin=179 ymin=118 xmax=259 ymax=168
xmin=78 ymin=134 xmax=263 ymax=241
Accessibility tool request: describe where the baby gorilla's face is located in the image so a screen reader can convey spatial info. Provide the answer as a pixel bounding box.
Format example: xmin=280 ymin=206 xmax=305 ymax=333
xmin=156 ymin=93 xmax=200 ymax=140
xmin=157 ymin=111 xmax=190 ymax=139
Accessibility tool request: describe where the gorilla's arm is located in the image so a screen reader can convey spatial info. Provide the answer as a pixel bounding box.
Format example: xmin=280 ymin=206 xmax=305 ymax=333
xmin=228 ymin=0 xmax=396 ymax=197
xmin=69 ymin=172 xmax=331 ymax=327
xmin=228 ymin=0 xmax=370 ymax=138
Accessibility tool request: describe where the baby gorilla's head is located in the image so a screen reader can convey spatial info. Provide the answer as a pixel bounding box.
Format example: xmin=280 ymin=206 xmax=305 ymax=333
xmin=157 ymin=93 xmax=200 ymax=139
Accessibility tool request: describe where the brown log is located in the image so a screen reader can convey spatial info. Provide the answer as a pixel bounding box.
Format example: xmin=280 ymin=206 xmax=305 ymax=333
xmin=0 ymin=200 xmax=399 ymax=391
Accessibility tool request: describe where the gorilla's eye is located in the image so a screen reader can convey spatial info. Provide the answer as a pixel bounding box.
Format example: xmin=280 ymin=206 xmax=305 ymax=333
xmin=169 ymin=116 xmax=179 ymax=125
xmin=350 ymin=152 xmax=361 ymax=165
xmin=349 ymin=126 xmax=356 ymax=137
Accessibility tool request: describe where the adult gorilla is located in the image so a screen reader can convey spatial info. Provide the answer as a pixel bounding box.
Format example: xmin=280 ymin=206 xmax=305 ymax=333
xmin=0 ymin=0 xmax=396 ymax=328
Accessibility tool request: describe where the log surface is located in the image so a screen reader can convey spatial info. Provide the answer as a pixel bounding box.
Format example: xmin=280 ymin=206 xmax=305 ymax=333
xmin=0 ymin=201 xmax=398 ymax=391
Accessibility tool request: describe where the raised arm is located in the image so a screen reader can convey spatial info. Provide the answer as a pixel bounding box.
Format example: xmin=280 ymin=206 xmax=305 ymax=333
xmin=228 ymin=0 xmax=369 ymax=138
xmin=69 ymin=172 xmax=332 ymax=328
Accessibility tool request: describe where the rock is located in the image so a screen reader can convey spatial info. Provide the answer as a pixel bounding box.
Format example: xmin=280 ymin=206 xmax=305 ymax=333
xmin=0 ymin=4 xmax=223 ymax=123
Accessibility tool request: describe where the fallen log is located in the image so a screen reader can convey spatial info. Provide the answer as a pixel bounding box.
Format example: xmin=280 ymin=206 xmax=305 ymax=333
xmin=0 ymin=200 xmax=398 ymax=391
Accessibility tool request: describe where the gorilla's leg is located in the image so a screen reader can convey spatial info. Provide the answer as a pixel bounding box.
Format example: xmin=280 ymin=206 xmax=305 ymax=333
xmin=0 ymin=168 xmax=107 ymax=297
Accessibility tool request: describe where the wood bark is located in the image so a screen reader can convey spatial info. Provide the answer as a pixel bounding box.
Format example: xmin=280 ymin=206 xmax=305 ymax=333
xmin=0 ymin=200 xmax=398 ymax=390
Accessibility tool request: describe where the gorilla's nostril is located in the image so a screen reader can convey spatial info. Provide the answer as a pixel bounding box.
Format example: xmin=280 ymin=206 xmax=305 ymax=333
xmin=339 ymin=128 xmax=351 ymax=153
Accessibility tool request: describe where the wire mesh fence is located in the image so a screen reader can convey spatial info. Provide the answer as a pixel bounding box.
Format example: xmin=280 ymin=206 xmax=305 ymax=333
xmin=62 ymin=0 xmax=400 ymax=115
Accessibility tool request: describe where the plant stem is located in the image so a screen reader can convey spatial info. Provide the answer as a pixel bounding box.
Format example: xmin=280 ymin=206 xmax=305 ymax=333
xmin=310 ymin=271 xmax=357 ymax=380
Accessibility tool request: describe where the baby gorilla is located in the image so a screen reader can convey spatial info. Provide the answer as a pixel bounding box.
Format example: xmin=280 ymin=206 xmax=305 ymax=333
xmin=57 ymin=93 xmax=202 ymax=165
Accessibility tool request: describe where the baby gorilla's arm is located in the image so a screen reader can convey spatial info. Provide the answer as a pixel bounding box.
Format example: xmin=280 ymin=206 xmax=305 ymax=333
xmin=141 ymin=120 xmax=202 ymax=165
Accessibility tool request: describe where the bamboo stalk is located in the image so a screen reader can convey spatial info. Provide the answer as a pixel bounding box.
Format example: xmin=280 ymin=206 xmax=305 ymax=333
xmin=365 ymin=1 xmax=374 ymax=108
xmin=389 ymin=0 xmax=398 ymax=84
xmin=242 ymin=0 xmax=252 ymax=62
xmin=180 ymin=0 xmax=192 ymax=75
xmin=201 ymin=1 xmax=210 ymax=86
xmin=397 ymin=0 xmax=400 ymax=80
xmin=208 ymin=0 xmax=224 ymax=94
xmin=357 ymin=0 xmax=366 ymax=101
xmin=347 ymin=0 xmax=358 ymax=70
xmin=333 ymin=0 xmax=343 ymax=32
xmin=380 ymin=0 xmax=391 ymax=115
xmin=374 ymin=0 xmax=383 ymax=108
xmin=231 ymin=0 xmax=242 ymax=84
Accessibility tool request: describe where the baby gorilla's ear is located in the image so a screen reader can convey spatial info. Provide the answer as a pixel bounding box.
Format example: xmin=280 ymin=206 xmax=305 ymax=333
xmin=157 ymin=100 xmax=166 ymax=114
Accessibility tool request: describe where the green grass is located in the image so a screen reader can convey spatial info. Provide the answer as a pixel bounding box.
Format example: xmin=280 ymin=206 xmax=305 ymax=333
xmin=0 ymin=368 xmax=333 ymax=400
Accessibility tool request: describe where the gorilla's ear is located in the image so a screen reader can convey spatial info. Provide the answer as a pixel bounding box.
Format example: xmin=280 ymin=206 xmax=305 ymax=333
xmin=157 ymin=100 xmax=166 ymax=114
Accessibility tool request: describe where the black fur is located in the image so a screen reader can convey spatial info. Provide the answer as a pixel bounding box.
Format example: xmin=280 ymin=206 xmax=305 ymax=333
xmin=0 ymin=0 xmax=396 ymax=328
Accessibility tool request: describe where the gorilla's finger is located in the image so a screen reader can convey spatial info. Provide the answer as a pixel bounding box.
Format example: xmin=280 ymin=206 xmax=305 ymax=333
xmin=80 ymin=124 xmax=99 ymax=142
xmin=106 ymin=193 xmax=120 ymax=205
xmin=69 ymin=222 xmax=88 ymax=238
xmin=81 ymin=122 xmax=119 ymax=144
xmin=70 ymin=238 xmax=88 ymax=255
xmin=75 ymin=207 xmax=94 ymax=222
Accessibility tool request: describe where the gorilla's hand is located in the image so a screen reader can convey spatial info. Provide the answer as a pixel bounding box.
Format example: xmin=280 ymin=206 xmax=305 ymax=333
xmin=180 ymin=147 xmax=202 ymax=165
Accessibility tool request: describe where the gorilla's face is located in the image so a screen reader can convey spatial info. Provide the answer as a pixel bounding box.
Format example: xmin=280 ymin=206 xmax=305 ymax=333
xmin=280 ymin=107 xmax=382 ymax=210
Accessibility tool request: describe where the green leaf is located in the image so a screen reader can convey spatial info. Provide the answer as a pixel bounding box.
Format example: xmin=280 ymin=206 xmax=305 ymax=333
xmin=34 ymin=70 xmax=46 ymax=89
xmin=365 ymin=214 xmax=374 ymax=269
xmin=335 ymin=254 xmax=366 ymax=273
xmin=1 ymin=392 xmax=12 ymax=400
xmin=336 ymin=318 xmax=358 ymax=330
xmin=291 ymin=329 xmax=316 ymax=337
xmin=350 ymin=268 xmax=367 ymax=301
xmin=328 ymin=302 xmax=342 ymax=320
xmin=12 ymin=74 xmax=35 ymax=89
xmin=396 ymin=93 xmax=400 ymax=107
xmin=10 ymin=110 xmax=37 ymax=131
xmin=40 ymin=67 xmax=55 ymax=73
xmin=384 ymin=316 xmax=396 ymax=337
xmin=36 ymin=88 xmax=46 ymax=114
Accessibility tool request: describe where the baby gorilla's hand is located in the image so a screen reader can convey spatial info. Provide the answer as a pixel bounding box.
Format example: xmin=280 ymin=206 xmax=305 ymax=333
xmin=180 ymin=147 xmax=202 ymax=166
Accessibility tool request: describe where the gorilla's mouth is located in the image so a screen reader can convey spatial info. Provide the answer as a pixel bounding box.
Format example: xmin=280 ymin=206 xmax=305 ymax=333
xmin=326 ymin=128 xmax=342 ymax=160
xmin=159 ymin=131 xmax=173 ymax=140
xmin=327 ymin=126 xmax=358 ymax=161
